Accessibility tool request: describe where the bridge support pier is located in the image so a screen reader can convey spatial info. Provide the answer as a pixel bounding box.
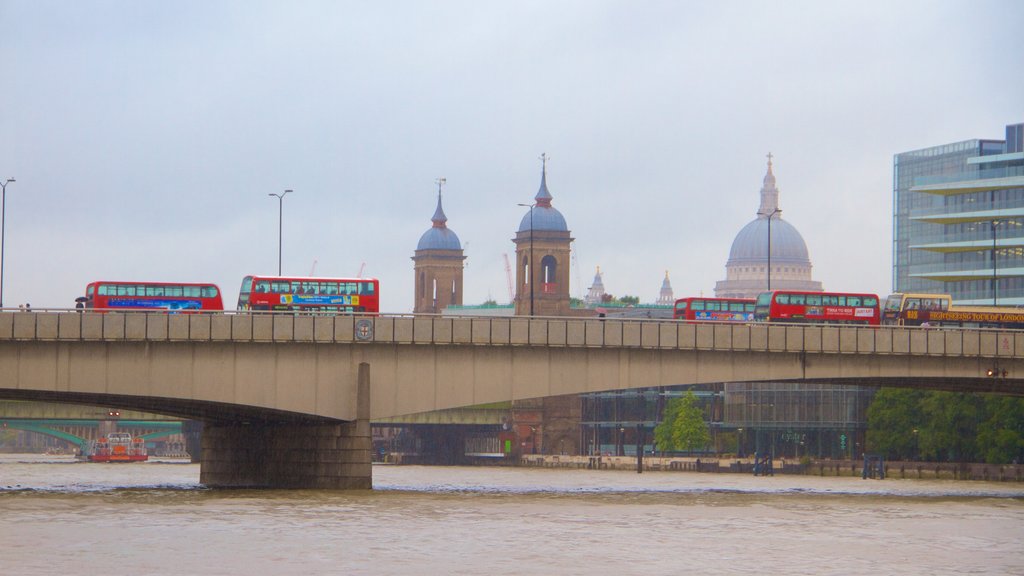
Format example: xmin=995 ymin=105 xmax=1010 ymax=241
xmin=198 ymin=363 xmax=372 ymax=489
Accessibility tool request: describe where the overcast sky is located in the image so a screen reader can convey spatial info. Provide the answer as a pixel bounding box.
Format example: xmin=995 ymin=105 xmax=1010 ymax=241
xmin=2 ymin=1 xmax=1022 ymax=312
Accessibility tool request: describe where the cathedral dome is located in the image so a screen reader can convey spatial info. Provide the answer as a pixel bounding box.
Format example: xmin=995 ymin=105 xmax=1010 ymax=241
xmin=518 ymin=162 xmax=568 ymax=232
xmin=416 ymin=189 xmax=462 ymax=251
xmin=727 ymin=217 xmax=809 ymax=264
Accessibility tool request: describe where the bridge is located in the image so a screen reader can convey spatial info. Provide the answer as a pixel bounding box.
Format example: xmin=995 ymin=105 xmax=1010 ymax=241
xmin=0 ymin=400 xmax=187 ymax=454
xmin=1 ymin=310 xmax=1022 ymax=488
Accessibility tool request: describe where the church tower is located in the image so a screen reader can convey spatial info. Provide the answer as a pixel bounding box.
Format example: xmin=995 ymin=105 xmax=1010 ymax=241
xmin=656 ymin=271 xmax=674 ymax=305
xmin=513 ymin=155 xmax=574 ymax=316
xmin=584 ymin=266 xmax=606 ymax=306
xmin=412 ymin=178 xmax=466 ymax=313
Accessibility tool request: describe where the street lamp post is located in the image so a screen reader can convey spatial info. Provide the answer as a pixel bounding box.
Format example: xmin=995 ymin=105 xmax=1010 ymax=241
xmin=517 ymin=203 xmax=536 ymax=315
xmin=761 ymin=208 xmax=782 ymax=291
xmin=268 ymin=189 xmax=293 ymax=276
xmin=0 ymin=177 xmax=16 ymax=308
xmin=992 ymin=220 xmax=999 ymax=305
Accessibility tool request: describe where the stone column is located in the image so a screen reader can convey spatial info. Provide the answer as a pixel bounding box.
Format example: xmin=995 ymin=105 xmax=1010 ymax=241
xmin=199 ymin=362 xmax=372 ymax=489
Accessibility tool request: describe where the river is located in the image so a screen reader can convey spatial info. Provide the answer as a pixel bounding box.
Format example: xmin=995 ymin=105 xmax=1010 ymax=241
xmin=1 ymin=454 xmax=1022 ymax=575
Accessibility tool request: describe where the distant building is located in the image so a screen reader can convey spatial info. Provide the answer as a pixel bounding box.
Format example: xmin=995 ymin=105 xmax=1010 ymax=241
xmin=715 ymin=155 xmax=822 ymax=298
xmin=584 ymin=266 xmax=606 ymax=306
xmin=412 ymin=180 xmax=466 ymax=313
xmin=893 ymin=122 xmax=1024 ymax=304
xmin=656 ymin=271 xmax=674 ymax=305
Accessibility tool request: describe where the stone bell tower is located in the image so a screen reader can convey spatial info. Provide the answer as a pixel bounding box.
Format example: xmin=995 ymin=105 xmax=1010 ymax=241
xmin=412 ymin=178 xmax=465 ymax=313
xmin=514 ymin=155 xmax=574 ymax=316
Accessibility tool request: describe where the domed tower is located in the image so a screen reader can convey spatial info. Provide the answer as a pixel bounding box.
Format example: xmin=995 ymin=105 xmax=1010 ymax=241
xmin=714 ymin=155 xmax=822 ymax=298
xmin=412 ymin=179 xmax=465 ymax=313
xmin=514 ymin=155 xmax=574 ymax=316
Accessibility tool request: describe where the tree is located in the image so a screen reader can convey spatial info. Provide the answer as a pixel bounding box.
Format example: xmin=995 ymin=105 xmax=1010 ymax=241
xmin=618 ymin=295 xmax=640 ymax=305
xmin=654 ymin=391 xmax=710 ymax=455
xmin=868 ymin=388 xmax=1024 ymax=464
xmin=977 ymin=396 xmax=1024 ymax=464
xmin=866 ymin=388 xmax=926 ymax=460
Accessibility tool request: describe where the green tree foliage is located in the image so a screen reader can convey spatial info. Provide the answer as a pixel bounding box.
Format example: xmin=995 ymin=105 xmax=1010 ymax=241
xmin=618 ymin=295 xmax=640 ymax=305
xmin=865 ymin=388 xmax=925 ymax=460
xmin=654 ymin=391 xmax=710 ymax=454
xmin=866 ymin=388 xmax=1024 ymax=464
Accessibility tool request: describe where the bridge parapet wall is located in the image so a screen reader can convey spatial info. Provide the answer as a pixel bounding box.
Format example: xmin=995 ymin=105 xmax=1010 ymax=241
xmin=1 ymin=311 xmax=1021 ymax=359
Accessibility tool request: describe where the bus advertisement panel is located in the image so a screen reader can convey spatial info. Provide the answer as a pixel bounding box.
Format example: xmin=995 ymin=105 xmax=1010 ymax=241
xmin=83 ymin=281 xmax=224 ymax=312
xmin=883 ymin=292 xmax=1024 ymax=328
xmin=238 ymin=276 xmax=380 ymax=314
xmin=673 ymin=298 xmax=755 ymax=321
xmin=755 ymin=291 xmax=880 ymax=325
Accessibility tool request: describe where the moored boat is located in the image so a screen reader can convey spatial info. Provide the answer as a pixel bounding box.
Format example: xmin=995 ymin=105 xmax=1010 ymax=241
xmin=81 ymin=432 xmax=149 ymax=463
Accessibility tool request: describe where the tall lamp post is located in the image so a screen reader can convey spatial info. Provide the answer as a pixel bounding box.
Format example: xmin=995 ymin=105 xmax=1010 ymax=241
xmin=0 ymin=177 xmax=16 ymax=308
xmin=268 ymin=189 xmax=293 ymax=276
xmin=760 ymin=208 xmax=782 ymax=290
xmin=517 ymin=202 xmax=536 ymax=315
xmin=992 ymin=220 xmax=999 ymax=305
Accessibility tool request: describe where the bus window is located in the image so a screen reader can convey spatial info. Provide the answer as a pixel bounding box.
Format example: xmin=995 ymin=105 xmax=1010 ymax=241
xmin=864 ymin=297 xmax=878 ymax=307
xmin=729 ymin=302 xmax=746 ymax=312
xmin=691 ymin=300 xmax=705 ymax=311
xmin=848 ymin=296 xmax=861 ymax=306
xmin=363 ymin=282 xmax=375 ymax=295
xmin=326 ymin=283 xmax=338 ymax=295
xmin=777 ymin=294 xmax=789 ymax=305
xmin=706 ymin=301 xmax=720 ymax=311
xmin=791 ymin=294 xmax=805 ymax=305
xmin=806 ymin=295 xmax=821 ymax=306
xmin=905 ymin=298 xmax=920 ymax=310
xmin=167 ymin=285 xmax=183 ymax=297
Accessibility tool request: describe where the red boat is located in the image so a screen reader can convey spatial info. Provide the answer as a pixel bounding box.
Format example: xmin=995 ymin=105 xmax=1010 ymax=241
xmin=85 ymin=432 xmax=148 ymax=463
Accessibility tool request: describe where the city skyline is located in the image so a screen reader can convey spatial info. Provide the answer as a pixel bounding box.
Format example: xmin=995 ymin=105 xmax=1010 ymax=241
xmin=2 ymin=2 xmax=1022 ymax=312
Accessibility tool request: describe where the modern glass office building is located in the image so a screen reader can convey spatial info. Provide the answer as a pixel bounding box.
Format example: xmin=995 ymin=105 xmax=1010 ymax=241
xmin=893 ymin=122 xmax=1024 ymax=304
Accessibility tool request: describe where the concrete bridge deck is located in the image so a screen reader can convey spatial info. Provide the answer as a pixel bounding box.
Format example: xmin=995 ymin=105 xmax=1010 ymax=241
xmin=1 ymin=310 xmax=1022 ymax=488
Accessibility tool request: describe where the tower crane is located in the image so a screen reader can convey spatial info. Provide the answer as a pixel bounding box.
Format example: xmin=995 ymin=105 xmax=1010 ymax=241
xmin=357 ymin=262 xmax=366 ymax=278
xmin=502 ymin=253 xmax=515 ymax=304
xmin=309 ymin=259 xmax=318 ymax=276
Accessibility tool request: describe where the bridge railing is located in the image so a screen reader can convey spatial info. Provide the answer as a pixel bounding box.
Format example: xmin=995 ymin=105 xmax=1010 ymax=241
xmin=0 ymin=309 xmax=1020 ymax=359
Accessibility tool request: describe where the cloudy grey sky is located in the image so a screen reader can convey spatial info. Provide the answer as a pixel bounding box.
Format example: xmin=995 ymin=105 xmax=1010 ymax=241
xmin=2 ymin=1 xmax=1022 ymax=312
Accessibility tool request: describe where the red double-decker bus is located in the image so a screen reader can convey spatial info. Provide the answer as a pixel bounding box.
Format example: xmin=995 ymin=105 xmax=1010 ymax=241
xmin=237 ymin=276 xmax=380 ymax=314
xmin=754 ymin=290 xmax=880 ymax=325
xmin=82 ymin=281 xmax=224 ymax=311
xmin=673 ymin=297 xmax=755 ymax=321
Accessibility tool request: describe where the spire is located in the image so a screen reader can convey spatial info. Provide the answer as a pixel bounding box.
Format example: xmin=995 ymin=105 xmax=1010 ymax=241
xmin=757 ymin=152 xmax=780 ymax=218
xmin=657 ymin=270 xmax=674 ymax=305
xmin=535 ymin=152 xmax=553 ymax=207
xmin=432 ymin=177 xmax=448 ymax=228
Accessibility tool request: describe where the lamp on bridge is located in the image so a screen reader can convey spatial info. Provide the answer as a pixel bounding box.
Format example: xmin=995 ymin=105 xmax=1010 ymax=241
xmin=992 ymin=219 xmax=999 ymax=305
xmin=0 ymin=177 xmax=15 ymax=308
xmin=517 ymin=202 xmax=536 ymax=316
xmin=268 ymin=189 xmax=293 ymax=276
xmin=759 ymin=207 xmax=782 ymax=291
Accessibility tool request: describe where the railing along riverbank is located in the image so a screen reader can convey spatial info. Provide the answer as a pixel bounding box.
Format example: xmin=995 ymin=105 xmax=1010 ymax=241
xmin=517 ymin=454 xmax=1024 ymax=482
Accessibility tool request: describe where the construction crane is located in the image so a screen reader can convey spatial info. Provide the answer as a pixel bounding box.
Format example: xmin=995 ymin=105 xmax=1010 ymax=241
xmin=309 ymin=259 xmax=318 ymax=276
xmin=502 ymin=253 xmax=515 ymax=304
xmin=357 ymin=262 xmax=366 ymax=278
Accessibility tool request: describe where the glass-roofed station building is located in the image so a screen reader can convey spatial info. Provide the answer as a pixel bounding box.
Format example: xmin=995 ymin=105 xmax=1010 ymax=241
xmin=893 ymin=122 xmax=1024 ymax=303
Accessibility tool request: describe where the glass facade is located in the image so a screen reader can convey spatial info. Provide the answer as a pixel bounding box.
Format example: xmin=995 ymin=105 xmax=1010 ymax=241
xmin=893 ymin=122 xmax=1024 ymax=304
xmin=579 ymin=383 xmax=870 ymax=459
